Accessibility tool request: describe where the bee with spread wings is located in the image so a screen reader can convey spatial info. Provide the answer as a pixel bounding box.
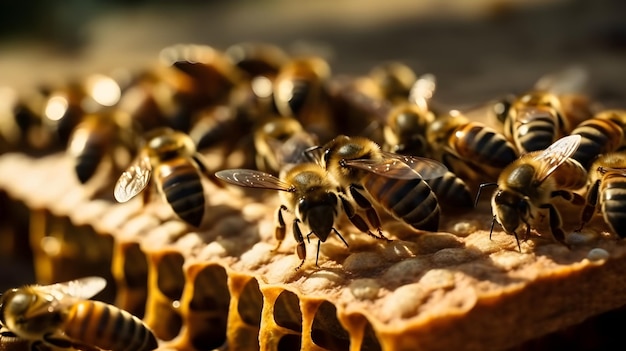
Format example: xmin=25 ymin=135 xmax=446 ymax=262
xmin=114 ymin=127 xmax=216 ymax=227
xmin=0 ymin=277 xmax=157 ymax=351
xmin=488 ymin=134 xmax=587 ymax=249
xmin=309 ymin=135 xmax=448 ymax=232
xmin=216 ymin=161 xmax=401 ymax=271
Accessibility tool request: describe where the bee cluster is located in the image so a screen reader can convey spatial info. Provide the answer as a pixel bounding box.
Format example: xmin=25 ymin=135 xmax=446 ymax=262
xmin=0 ymin=42 xmax=625 ymax=350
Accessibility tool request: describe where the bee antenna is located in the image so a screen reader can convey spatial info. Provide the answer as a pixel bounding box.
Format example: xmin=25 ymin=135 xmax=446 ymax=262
xmin=475 ymin=182 xmax=498 ymax=208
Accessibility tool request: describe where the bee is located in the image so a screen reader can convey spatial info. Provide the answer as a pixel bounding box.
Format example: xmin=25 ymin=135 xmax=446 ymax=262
xmin=114 ymin=128 xmax=214 ymax=227
xmin=224 ymin=42 xmax=290 ymax=80
xmin=215 ymin=163 xmax=387 ymax=270
xmin=490 ymin=135 xmax=587 ymax=248
xmin=498 ymin=66 xmax=593 ymax=153
xmin=578 ymin=152 xmax=626 ymax=238
xmin=381 ymin=73 xmax=437 ymax=156
xmin=426 ymin=109 xmax=518 ymax=185
xmin=0 ymin=277 xmax=157 ymax=351
xmin=253 ymin=116 xmax=318 ymax=174
xmin=367 ymin=61 xmax=417 ymax=103
xmin=314 ymin=135 xmax=448 ymax=232
xmin=42 ymin=74 xmax=124 ymax=148
xmin=568 ymin=109 xmax=626 ymax=169
xmin=273 ymin=56 xmax=337 ymax=143
xmin=66 ymin=111 xmax=137 ymax=185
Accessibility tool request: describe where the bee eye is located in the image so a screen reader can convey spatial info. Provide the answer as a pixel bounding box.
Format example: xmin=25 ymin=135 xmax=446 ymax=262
xmin=518 ymin=200 xmax=529 ymax=215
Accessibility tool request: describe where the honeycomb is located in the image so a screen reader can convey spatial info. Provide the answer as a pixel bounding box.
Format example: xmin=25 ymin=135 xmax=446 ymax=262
xmin=1 ymin=149 xmax=625 ymax=351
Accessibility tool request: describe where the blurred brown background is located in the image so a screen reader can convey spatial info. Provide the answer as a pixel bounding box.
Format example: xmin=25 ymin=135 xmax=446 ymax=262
xmin=0 ymin=0 xmax=625 ymax=349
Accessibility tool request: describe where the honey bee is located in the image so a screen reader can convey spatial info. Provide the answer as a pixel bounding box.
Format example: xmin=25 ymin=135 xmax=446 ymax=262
xmin=114 ymin=128 xmax=214 ymax=227
xmin=253 ymin=116 xmax=318 ymax=174
xmin=578 ymin=152 xmax=626 ymax=238
xmin=224 ymin=42 xmax=290 ymax=80
xmin=382 ymin=73 xmax=437 ymax=156
xmin=216 ymin=163 xmax=387 ymax=270
xmin=427 ymin=109 xmax=518 ymax=185
xmin=498 ymin=66 xmax=593 ymax=153
xmin=568 ymin=109 xmax=626 ymax=169
xmin=67 ymin=111 xmax=137 ymax=185
xmin=272 ymin=56 xmax=336 ymax=143
xmin=42 ymin=74 xmax=124 ymax=148
xmin=314 ymin=135 xmax=448 ymax=232
xmin=0 ymin=277 xmax=157 ymax=351
xmin=490 ymin=135 xmax=587 ymax=248
xmin=367 ymin=61 xmax=417 ymax=103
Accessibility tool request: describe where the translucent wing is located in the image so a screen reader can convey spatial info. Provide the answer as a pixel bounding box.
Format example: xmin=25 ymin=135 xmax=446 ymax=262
xmin=303 ymin=145 xmax=325 ymax=165
xmin=409 ymin=73 xmax=436 ymax=111
xmin=215 ymin=169 xmax=293 ymax=191
xmin=533 ymin=134 xmax=581 ymax=183
xmin=114 ymin=155 xmax=152 ymax=203
xmin=34 ymin=277 xmax=107 ymax=307
xmin=534 ymin=65 xmax=588 ymax=95
xmin=343 ymin=153 xmax=448 ymax=180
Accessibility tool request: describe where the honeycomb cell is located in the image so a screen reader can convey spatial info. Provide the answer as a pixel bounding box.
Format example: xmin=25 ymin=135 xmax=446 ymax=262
xmin=361 ymin=318 xmax=382 ymax=351
xmin=144 ymin=251 xmax=185 ymax=341
xmin=112 ymin=241 xmax=148 ymax=318
xmin=237 ymin=277 xmax=263 ymax=326
xmin=277 ymin=334 xmax=302 ymax=351
xmin=183 ymin=264 xmax=230 ymax=350
xmin=273 ymin=290 xmax=303 ymax=332
xmin=311 ymin=301 xmax=351 ymax=351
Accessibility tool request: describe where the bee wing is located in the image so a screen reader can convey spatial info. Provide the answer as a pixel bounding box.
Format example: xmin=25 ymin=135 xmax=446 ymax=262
xmin=598 ymin=166 xmax=626 ymax=176
xmin=534 ymin=65 xmax=588 ymax=95
xmin=408 ymin=73 xmax=436 ymax=111
xmin=215 ymin=169 xmax=293 ymax=191
xmin=344 ymin=152 xmax=448 ymax=180
xmin=533 ymin=134 xmax=582 ymax=182
xmin=34 ymin=277 xmax=107 ymax=308
xmin=114 ymin=154 xmax=152 ymax=203
xmin=303 ymin=145 xmax=325 ymax=165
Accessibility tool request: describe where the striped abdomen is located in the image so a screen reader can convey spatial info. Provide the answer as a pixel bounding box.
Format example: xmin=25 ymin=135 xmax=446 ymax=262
xmin=570 ymin=114 xmax=625 ymax=169
xmin=424 ymin=172 xmax=473 ymax=208
xmin=362 ymin=174 xmax=440 ymax=231
xmin=155 ymin=158 xmax=206 ymax=227
xmin=450 ymin=122 xmax=517 ymax=169
xmin=506 ymin=108 xmax=559 ymax=153
xmin=601 ymin=174 xmax=626 ymax=238
xmin=65 ymin=301 xmax=158 ymax=351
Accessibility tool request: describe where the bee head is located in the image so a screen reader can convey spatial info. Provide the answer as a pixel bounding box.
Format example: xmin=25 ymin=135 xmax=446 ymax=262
xmin=297 ymin=192 xmax=338 ymax=242
xmin=0 ymin=289 xmax=63 ymax=339
xmin=493 ymin=189 xmax=530 ymax=235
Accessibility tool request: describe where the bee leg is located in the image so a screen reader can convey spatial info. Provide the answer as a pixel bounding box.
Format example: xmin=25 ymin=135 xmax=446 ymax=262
xmin=339 ymin=194 xmax=388 ymax=241
xmin=349 ymin=185 xmax=388 ymax=240
xmin=576 ymin=179 xmax=600 ymax=232
xmin=331 ymin=227 xmax=349 ymax=248
xmin=489 ymin=216 xmax=496 ymax=240
xmin=540 ymin=203 xmax=569 ymax=247
xmin=41 ymin=333 xmax=73 ymax=348
xmin=293 ymin=219 xmax=306 ymax=271
xmin=274 ymin=205 xmax=287 ymax=251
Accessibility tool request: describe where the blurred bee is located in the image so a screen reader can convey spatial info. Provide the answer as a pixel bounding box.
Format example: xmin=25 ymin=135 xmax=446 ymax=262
xmin=0 ymin=277 xmax=157 ymax=351
xmin=253 ymin=116 xmax=318 ymax=174
xmin=216 ymin=163 xmax=387 ymax=270
xmin=66 ymin=111 xmax=137 ymax=185
xmin=313 ymin=135 xmax=448 ymax=232
xmin=273 ymin=56 xmax=337 ymax=143
xmin=382 ymin=73 xmax=437 ymax=156
xmin=114 ymin=128 xmax=215 ymax=227
xmin=578 ymin=152 xmax=626 ymax=238
xmin=368 ymin=61 xmax=418 ymax=103
xmin=489 ymin=135 xmax=587 ymax=248
xmin=117 ymin=44 xmax=244 ymax=135
xmin=568 ymin=109 xmax=626 ymax=169
xmin=0 ymin=86 xmax=50 ymax=154
xmin=427 ymin=109 xmax=518 ymax=185
xmin=496 ymin=66 xmax=594 ymax=153
xmin=225 ymin=42 xmax=290 ymax=80
xmin=42 ymin=74 xmax=124 ymax=148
